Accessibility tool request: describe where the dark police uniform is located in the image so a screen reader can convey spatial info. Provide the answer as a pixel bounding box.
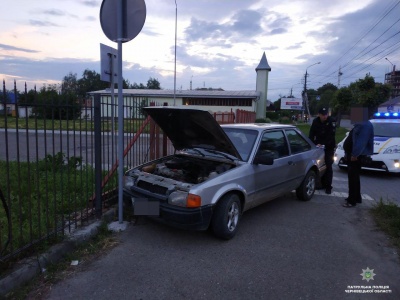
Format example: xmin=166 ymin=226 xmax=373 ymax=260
xmin=309 ymin=114 xmax=336 ymax=193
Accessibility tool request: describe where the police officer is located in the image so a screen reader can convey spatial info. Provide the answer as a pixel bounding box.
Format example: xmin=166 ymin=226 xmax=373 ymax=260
xmin=309 ymin=107 xmax=336 ymax=194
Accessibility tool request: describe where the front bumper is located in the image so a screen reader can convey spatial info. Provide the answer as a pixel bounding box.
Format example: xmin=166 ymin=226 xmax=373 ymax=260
xmin=334 ymin=154 xmax=400 ymax=173
xmin=123 ymin=189 xmax=213 ymax=231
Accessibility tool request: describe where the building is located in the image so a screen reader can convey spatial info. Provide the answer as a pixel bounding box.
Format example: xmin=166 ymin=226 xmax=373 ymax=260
xmin=378 ymin=95 xmax=400 ymax=113
xmin=0 ymin=92 xmax=17 ymax=115
xmin=384 ymin=65 xmax=400 ymax=99
xmin=88 ymin=52 xmax=272 ymax=120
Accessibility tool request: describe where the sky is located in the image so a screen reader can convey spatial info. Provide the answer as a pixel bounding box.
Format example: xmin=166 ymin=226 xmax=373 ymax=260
xmin=1 ymin=0 xmax=399 ymax=102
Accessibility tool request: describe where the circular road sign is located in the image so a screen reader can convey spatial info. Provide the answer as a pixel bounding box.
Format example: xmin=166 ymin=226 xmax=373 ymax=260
xmin=100 ymin=0 xmax=146 ymax=43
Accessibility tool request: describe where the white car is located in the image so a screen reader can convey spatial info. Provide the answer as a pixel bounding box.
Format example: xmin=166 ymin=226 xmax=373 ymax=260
xmin=334 ymin=112 xmax=400 ymax=173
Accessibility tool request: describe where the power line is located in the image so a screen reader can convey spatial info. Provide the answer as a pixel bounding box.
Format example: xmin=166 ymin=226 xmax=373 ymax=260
xmin=320 ymin=0 xmax=400 ymax=79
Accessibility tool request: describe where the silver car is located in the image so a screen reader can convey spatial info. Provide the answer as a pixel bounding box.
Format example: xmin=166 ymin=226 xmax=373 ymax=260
xmin=124 ymin=107 xmax=326 ymax=239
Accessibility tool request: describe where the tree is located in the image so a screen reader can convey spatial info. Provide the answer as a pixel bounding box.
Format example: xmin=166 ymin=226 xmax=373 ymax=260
xmin=331 ymin=87 xmax=353 ymax=127
xmin=62 ymin=72 xmax=79 ymax=95
xmin=146 ymin=77 xmax=161 ymax=89
xmin=77 ymin=69 xmax=109 ymax=99
xmin=34 ymin=85 xmax=81 ymax=120
xmin=348 ymin=74 xmax=391 ymax=116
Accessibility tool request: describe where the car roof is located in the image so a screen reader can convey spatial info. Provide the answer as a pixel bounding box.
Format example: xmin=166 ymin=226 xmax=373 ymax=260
xmin=370 ymin=119 xmax=400 ymax=124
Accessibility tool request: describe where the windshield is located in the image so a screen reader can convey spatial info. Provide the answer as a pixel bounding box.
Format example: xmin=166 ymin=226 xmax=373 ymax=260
xmin=372 ymin=122 xmax=400 ymax=138
xmin=222 ymin=128 xmax=258 ymax=161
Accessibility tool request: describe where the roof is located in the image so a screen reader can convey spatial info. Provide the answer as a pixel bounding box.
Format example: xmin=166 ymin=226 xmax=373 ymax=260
xmin=89 ymin=88 xmax=260 ymax=99
xmin=255 ymin=52 xmax=272 ymax=71
xmin=379 ymin=96 xmax=400 ymax=107
xmin=3 ymin=92 xmax=17 ymax=104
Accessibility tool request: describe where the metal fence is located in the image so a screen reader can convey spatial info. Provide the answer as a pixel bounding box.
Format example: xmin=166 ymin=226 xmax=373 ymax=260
xmin=0 ymin=80 xmax=256 ymax=264
xmin=0 ymin=82 xmax=174 ymax=263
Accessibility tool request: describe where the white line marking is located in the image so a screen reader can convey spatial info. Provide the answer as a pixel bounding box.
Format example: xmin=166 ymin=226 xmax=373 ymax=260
xmin=332 ymin=177 xmax=348 ymax=182
xmin=313 ymin=190 xmax=374 ymax=201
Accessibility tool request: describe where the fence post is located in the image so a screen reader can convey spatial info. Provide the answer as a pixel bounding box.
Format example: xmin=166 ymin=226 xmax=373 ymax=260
xmin=94 ymin=94 xmax=102 ymax=218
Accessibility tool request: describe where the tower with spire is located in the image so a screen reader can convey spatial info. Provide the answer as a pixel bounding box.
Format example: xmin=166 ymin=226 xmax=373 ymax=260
xmin=255 ymin=52 xmax=271 ymax=119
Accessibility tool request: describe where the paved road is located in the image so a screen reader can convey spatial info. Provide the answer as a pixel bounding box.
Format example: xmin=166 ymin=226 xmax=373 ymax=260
xmin=0 ymin=130 xmax=171 ymax=169
xmin=43 ymin=168 xmax=400 ymax=300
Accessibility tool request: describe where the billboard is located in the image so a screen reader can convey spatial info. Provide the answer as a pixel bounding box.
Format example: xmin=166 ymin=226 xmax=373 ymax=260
xmin=281 ymin=98 xmax=302 ymax=110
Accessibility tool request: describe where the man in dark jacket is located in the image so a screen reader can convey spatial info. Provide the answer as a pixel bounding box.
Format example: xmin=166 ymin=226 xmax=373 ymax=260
xmin=342 ymin=120 xmax=374 ymax=207
xmin=309 ymin=107 xmax=336 ymax=194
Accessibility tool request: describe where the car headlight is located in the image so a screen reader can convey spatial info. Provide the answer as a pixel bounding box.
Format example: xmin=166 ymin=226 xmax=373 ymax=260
xmin=124 ymin=176 xmax=135 ymax=188
xmin=168 ymin=191 xmax=201 ymax=207
xmin=383 ymin=145 xmax=400 ymax=154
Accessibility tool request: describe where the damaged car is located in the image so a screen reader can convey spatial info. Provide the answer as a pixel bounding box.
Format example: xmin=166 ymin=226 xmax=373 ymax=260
xmin=124 ymin=107 xmax=326 ymax=239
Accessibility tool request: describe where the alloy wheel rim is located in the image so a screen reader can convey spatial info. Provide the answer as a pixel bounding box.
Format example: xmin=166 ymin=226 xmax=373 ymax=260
xmin=227 ymin=202 xmax=239 ymax=231
xmin=306 ymin=176 xmax=315 ymax=196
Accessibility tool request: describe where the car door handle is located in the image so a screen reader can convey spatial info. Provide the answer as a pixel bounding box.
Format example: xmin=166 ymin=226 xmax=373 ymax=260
xmin=288 ymin=161 xmax=296 ymax=166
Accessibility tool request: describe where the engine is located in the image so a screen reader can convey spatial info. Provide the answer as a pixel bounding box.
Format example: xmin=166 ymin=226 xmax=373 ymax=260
xmin=140 ymin=156 xmax=233 ymax=184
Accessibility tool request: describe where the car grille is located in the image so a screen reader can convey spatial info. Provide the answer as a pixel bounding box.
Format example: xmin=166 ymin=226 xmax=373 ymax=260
xmin=137 ymin=180 xmax=168 ymax=195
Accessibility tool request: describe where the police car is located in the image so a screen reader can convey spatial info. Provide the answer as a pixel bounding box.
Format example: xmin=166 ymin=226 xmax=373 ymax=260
xmin=334 ymin=112 xmax=400 ymax=173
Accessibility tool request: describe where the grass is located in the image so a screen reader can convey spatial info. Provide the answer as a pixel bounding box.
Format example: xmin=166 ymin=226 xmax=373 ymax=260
xmin=295 ymin=123 xmax=349 ymax=145
xmin=4 ymin=222 xmax=118 ymax=300
xmin=0 ymin=151 xmax=121 ymax=273
xmin=370 ymin=199 xmax=400 ymax=252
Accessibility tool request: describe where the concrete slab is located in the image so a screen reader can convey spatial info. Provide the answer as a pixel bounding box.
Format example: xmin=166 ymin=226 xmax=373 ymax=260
xmin=108 ymin=221 xmax=129 ymax=232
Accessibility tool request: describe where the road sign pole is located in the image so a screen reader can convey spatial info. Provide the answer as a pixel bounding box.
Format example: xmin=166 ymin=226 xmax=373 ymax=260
xmin=117 ymin=0 xmax=124 ymax=223
xmin=100 ymin=0 xmax=146 ymax=228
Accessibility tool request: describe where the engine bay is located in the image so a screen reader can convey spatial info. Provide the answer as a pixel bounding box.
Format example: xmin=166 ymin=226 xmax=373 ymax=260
xmin=139 ymin=156 xmax=234 ymax=184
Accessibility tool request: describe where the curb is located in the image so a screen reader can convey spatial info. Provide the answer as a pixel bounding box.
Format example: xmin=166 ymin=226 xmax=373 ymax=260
xmin=0 ymin=209 xmax=116 ymax=297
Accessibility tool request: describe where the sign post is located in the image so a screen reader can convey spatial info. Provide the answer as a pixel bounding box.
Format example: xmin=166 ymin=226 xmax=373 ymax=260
xmin=100 ymin=0 xmax=146 ymax=227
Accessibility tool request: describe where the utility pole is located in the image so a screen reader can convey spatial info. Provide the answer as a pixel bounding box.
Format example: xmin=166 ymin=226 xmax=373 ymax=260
xmin=338 ymin=66 xmax=343 ymax=88
xmin=302 ymin=62 xmax=321 ymax=122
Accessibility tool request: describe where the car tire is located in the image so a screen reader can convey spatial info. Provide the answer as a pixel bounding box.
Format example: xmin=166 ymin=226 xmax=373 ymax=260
xmin=296 ymin=170 xmax=316 ymax=201
xmin=212 ymin=193 xmax=241 ymax=240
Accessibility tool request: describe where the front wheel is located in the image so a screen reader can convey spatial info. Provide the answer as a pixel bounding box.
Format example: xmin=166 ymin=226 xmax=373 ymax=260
xmin=296 ymin=170 xmax=316 ymax=201
xmin=212 ymin=194 xmax=241 ymax=240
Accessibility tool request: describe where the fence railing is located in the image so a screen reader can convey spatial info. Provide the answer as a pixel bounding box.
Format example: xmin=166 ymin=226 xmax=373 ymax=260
xmin=0 ymin=83 xmax=173 ymax=264
xmin=0 ymin=81 xmax=255 ymax=265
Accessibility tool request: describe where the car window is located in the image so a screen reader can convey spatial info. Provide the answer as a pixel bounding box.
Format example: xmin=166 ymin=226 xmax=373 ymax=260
xmin=372 ymin=122 xmax=400 ymax=137
xmin=257 ymin=130 xmax=289 ymax=159
xmin=223 ymin=128 xmax=258 ymax=161
xmin=285 ymin=129 xmax=312 ymax=154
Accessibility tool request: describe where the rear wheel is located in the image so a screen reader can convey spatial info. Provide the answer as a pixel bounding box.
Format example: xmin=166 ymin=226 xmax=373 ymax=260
xmin=296 ymin=170 xmax=316 ymax=201
xmin=212 ymin=194 xmax=241 ymax=240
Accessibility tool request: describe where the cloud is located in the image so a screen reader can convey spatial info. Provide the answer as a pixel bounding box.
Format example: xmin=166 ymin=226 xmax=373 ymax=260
xmin=81 ymin=0 xmax=100 ymax=7
xmin=231 ymin=10 xmax=263 ymax=35
xmin=43 ymin=9 xmax=66 ymax=16
xmin=184 ymin=9 xmax=264 ymax=43
xmin=0 ymin=43 xmax=39 ymax=53
xmin=286 ymin=42 xmax=304 ymax=50
xmin=29 ymin=20 xmax=60 ymax=27
xmin=269 ymin=28 xmax=287 ymax=35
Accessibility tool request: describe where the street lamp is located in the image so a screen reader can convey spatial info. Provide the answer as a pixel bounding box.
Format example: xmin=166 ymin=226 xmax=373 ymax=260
xmin=302 ymin=62 xmax=321 ymax=121
xmin=173 ymin=0 xmax=177 ymax=106
xmin=385 ymin=57 xmax=395 ymax=72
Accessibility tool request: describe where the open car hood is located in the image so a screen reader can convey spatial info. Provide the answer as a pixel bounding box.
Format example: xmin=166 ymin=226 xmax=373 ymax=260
xmin=143 ymin=107 xmax=241 ymax=159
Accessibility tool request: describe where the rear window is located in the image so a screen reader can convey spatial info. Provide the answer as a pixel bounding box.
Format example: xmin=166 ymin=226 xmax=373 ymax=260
xmin=372 ymin=121 xmax=400 ymax=138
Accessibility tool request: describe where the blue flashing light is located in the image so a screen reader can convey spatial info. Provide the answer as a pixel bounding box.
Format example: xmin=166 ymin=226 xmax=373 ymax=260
xmin=373 ymin=112 xmax=400 ymax=119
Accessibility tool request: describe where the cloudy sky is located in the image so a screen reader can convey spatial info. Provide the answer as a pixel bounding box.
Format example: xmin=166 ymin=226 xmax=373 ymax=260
xmin=1 ymin=0 xmax=399 ymax=101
